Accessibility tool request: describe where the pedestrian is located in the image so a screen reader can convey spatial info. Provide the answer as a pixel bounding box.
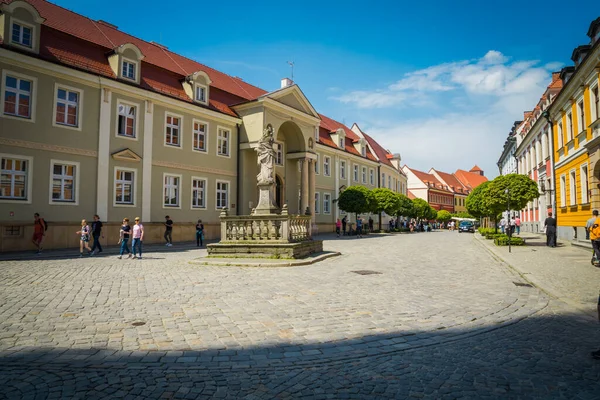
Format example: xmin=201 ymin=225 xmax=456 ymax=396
xmin=32 ymin=213 xmax=47 ymax=254
xmin=389 ymin=218 xmax=394 ymax=232
xmin=356 ymin=216 xmax=363 ymax=238
xmin=342 ymin=216 xmax=347 ymax=236
xmin=90 ymin=214 xmax=103 ymax=255
xmin=508 ymin=217 xmax=516 ymax=236
xmin=500 ymin=217 xmax=506 ymax=234
xmin=515 ymin=215 xmax=521 ymax=235
xmin=118 ymin=218 xmax=132 ymax=259
xmin=335 ymin=218 xmax=341 ymax=237
xmin=131 ymin=217 xmax=144 ymax=259
xmin=76 ymin=219 xmax=92 ymax=257
xmin=196 ymin=219 xmax=205 ymax=247
xmin=586 ymin=210 xmax=598 ymax=241
xmin=164 ymin=215 xmax=173 ymax=246
xmin=588 ymin=210 xmax=600 ymax=265
xmin=544 ymin=212 xmax=557 ymax=247
xmin=368 ymin=216 xmax=374 ymax=233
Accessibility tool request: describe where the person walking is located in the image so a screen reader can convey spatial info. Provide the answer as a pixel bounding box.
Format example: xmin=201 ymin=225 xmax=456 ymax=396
xmin=164 ymin=215 xmax=173 ymax=246
xmin=368 ymin=217 xmax=374 ymax=233
xmin=389 ymin=218 xmax=394 ymax=232
xmin=544 ymin=212 xmax=557 ymax=247
xmin=588 ymin=210 xmax=600 ymax=265
xmin=342 ymin=216 xmax=347 ymax=236
xmin=196 ymin=219 xmax=205 ymax=247
xmin=32 ymin=213 xmax=47 ymax=254
xmin=356 ymin=216 xmax=363 ymax=238
xmin=131 ymin=217 xmax=144 ymax=259
xmin=500 ymin=217 xmax=506 ymax=234
xmin=90 ymin=214 xmax=104 ymax=255
xmin=335 ymin=218 xmax=341 ymax=237
xmin=514 ymin=215 xmax=521 ymax=235
xmin=76 ymin=219 xmax=92 ymax=257
xmin=118 ymin=218 xmax=132 ymax=259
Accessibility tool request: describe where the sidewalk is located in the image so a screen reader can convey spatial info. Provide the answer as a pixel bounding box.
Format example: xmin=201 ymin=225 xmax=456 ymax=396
xmin=0 ymin=240 xmax=214 ymax=262
xmin=475 ymin=231 xmax=600 ymax=318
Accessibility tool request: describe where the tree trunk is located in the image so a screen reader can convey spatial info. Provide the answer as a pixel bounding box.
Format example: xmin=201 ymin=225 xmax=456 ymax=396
xmin=378 ymin=212 xmax=382 ymax=232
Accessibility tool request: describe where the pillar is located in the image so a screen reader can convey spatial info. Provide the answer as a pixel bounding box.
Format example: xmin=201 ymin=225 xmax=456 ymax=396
xmin=301 ymin=158 xmax=309 ymax=214
xmin=309 ymin=158 xmax=316 ymax=223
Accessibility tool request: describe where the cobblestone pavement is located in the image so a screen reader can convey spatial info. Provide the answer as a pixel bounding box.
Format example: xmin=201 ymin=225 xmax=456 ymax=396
xmin=1 ymin=231 xmax=599 ymax=399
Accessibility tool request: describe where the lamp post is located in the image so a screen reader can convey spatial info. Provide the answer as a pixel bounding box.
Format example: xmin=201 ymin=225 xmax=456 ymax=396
xmin=505 ymin=187 xmax=511 ymax=253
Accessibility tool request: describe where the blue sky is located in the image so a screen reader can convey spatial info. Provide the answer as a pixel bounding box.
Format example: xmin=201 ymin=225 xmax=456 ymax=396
xmin=57 ymin=0 xmax=600 ymax=177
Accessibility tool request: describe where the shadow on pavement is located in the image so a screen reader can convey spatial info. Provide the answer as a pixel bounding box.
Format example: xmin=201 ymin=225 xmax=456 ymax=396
xmin=1 ymin=310 xmax=599 ymax=399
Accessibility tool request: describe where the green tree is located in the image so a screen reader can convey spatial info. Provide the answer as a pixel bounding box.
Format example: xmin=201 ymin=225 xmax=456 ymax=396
xmin=396 ymin=193 xmax=415 ymax=218
xmin=437 ymin=210 xmax=452 ymax=223
xmin=372 ymin=188 xmax=400 ymax=230
xmin=453 ymin=211 xmax=474 ymax=219
xmin=466 ymin=181 xmax=492 ymax=218
xmin=485 ymin=174 xmax=540 ymax=215
xmin=337 ymin=186 xmax=375 ymax=219
xmin=428 ymin=208 xmax=438 ymax=221
xmin=412 ymin=198 xmax=435 ymax=220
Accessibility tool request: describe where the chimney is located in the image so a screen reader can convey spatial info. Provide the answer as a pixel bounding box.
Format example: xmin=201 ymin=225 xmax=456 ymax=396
xmin=281 ymin=78 xmax=293 ymax=89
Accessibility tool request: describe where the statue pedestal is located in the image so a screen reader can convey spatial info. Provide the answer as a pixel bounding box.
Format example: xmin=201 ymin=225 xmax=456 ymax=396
xmin=253 ymin=182 xmax=279 ymax=215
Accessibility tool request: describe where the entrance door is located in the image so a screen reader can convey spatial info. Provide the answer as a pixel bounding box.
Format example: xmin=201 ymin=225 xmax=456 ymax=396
xmin=275 ymin=175 xmax=283 ymax=209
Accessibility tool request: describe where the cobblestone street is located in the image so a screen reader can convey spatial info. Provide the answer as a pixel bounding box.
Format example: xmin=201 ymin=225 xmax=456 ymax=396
xmin=1 ymin=231 xmax=599 ymax=399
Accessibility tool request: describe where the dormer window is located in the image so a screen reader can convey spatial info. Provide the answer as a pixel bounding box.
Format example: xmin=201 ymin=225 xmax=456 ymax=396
xmin=339 ymin=137 xmax=344 ymax=148
xmin=195 ymin=84 xmax=207 ymax=103
xmin=121 ymin=59 xmax=137 ymax=80
xmin=11 ymin=22 xmax=32 ymax=48
xmin=361 ymin=146 xmax=366 ymax=157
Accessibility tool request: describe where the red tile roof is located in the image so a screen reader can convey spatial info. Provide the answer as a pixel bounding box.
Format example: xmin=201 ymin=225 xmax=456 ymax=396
xmin=432 ymin=169 xmax=469 ymax=194
xmin=3 ymin=0 xmax=401 ymax=167
xmin=407 ymin=190 xmax=417 ymax=200
xmin=454 ymin=169 xmax=488 ymax=190
xmin=407 ymin=167 xmax=453 ymax=193
xmin=362 ymin=132 xmax=395 ymax=168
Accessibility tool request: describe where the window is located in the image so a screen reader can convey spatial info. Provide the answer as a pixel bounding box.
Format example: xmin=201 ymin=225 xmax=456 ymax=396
xmin=192 ymin=178 xmax=206 ymax=209
xmin=578 ymin=100 xmax=585 ymax=134
xmin=340 ymin=160 xmax=346 ymax=179
xmin=382 ymin=173 xmax=386 ymax=188
xmin=361 ymin=145 xmax=366 ymax=157
xmin=314 ymin=154 xmax=320 ymax=174
xmin=388 ymin=176 xmax=391 ymax=189
xmin=0 ymin=156 xmax=29 ymax=200
xmin=558 ymin=122 xmax=564 ymax=148
xmin=11 ymin=22 xmax=32 ymax=48
xmin=314 ymin=127 xmax=319 ymax=142
xmin=54 ymin=87 xmax=80 ymax=127
xmin=581 ymin=164 xmax=589 ymax=204
xmin=3 ymin=74 xmax=32 ymax=119
xmin=115 ymin=168 xmax=134 ymax=205
xmin=216 ymin=181 xmax=228 ymax=209
xmin=567 ymin=113 xmax=573 ymax=141
xmin=569 ymin=171 xmax=576 ymax=206
xmin=193 ymin=121 xmax=207 ymax=152
xmin=314 ymin=192 xmax=320 ymax=214
xmin=51 ymin=162 xmax=76 ymax=203
xmin=217 ymin=127 xmax=230 ymax=156
xmin=163 ymin=174 xmax=180 ymax=207
xmin=118 ymin=103 xmax=136 ymax=138
xmin=362 ymin=167 xmax=366 ymax=183
xmin=122 ymin=59 xmax=136 ymax=80
xmin=339 ymin=137 xmax=344 ymax=148
xmin=323 ymin=193 xmax=331 ymax=214
xmin=195 ymin=84 xmax=207 ymax=103
xmin=324 ymin=156 xmax=331 ymax=176
xmin=593 ymin=86 xmax=599 ymax=122
xmin=353 ymin=165 xmax=359 ymax=182
xmin=369 ymin=169 xmax=374 ymax=185
xmin=165 ymin=114 xmax=181 ymax=147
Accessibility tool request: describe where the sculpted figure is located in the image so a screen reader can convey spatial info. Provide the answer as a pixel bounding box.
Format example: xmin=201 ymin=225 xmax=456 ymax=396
xmin=256 ymin=125 xmax=276 ymax=185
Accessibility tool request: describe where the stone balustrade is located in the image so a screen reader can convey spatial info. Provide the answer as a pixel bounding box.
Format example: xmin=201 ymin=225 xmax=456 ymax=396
xmin=218 ymin=207 xmax=312 ymax=243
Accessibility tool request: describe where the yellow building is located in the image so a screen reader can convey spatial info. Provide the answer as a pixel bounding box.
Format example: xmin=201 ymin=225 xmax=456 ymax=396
xmin=550 ymin=17 xmax=600 ymax=240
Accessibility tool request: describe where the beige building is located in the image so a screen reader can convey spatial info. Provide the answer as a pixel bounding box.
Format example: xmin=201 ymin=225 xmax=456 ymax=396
xmin=0 ymin=0 xmax=407 ymax=251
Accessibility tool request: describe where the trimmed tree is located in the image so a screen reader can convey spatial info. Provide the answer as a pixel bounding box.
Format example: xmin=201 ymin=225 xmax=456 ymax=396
xmin=337 ymin=186 xmax=375 ymax=221
xmin=437 ymin=210 xmax=452 ymax=224
xmin=372 ymin=188 xmax=401 ymax=230
xmin=412 ymin=198 xmax=434 ymax=221
xmin=396 ymin=193 xmax=415 ymax=219
xmin=485 ymin=174 xmax=540 ymax=224
xmin=466 ymin=181 xmax=492 ymax=221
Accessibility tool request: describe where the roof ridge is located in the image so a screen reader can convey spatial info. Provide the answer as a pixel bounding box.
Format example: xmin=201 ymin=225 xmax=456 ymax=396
xmin=159 ymin=46 xmax=189 ymax=76
xmin=90 ymin=19 xmax=116 ymax=48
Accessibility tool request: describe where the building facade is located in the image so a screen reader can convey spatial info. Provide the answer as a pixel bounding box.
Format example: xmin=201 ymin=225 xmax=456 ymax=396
xmin=429 ymin=169 xmax=470 ymax=213
xmin=514 ymin=73 xmax=562 ymax=233
xmin=0 ymin=0 xmax=407 ymax=251
xmin=403 ymin=167 xmax=455 ymax=213
xmin=497 ymin=121 xmax=521 ymax=177
xmin=549 ymin=18 xmax=600 ymax=241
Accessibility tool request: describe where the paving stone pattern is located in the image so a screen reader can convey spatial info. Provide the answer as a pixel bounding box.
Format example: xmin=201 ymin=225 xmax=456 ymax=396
xmin=1 ymin=232 xmax=599 ymax=399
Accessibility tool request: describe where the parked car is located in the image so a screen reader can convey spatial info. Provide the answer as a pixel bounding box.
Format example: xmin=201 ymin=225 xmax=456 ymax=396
xmin=458 ymin=221 xmax=475 ymax=233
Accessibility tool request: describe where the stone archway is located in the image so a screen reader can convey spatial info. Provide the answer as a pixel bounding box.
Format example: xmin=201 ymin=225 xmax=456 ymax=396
xmin=275 ymin=175 xmax=283 ymax=208
xmin=276 ymin=121 xmax=308 ymax=214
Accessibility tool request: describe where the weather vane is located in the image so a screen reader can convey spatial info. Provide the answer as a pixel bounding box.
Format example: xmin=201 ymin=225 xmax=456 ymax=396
xmin=287 ymin=61 xmax=294 ymax=81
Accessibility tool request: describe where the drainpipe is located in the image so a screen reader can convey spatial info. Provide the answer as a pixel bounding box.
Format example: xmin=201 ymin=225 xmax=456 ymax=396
xmin=236 ymin=124 xmax=241 ymax=216
xmin=377 ymin=165 xmax=381 ymax=230
xmin=543 ymin=111 xmax=557 ymax=223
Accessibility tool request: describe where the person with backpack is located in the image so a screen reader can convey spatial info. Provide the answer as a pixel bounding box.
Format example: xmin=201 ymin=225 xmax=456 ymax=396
xmin=32 ymin=213 xmax=47 ymax=254
xmin=90 ymin=214 xmax=104 ymax=255
xmin=76 ymin=219 xmax=92 ymax=257
xmin=588 ymin=210 xmax=600 ymax=265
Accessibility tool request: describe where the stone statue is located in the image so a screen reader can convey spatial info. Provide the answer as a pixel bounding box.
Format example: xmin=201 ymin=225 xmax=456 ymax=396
xmin=256 ymin=125 xmax=275 ymax=185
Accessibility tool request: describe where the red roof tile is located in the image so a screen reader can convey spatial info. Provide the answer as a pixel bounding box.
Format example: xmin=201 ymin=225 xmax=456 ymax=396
xmin=361 ymin=132 xmax=396 ymax=168
xmin=318 ymin=115 xmax=377 ymax=161
xmin=454 ymin=169 xmax=488 ymax=190
xmin=407 ymin=167 xmax=453 ymax=193
xmin=432 ymin=169 xmax=469 ymax=194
